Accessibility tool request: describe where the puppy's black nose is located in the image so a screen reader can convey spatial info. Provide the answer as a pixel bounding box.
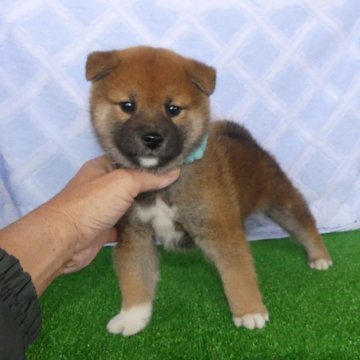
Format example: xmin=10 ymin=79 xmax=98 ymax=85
xmin=142 ymin=132 xmax=164 ymax=150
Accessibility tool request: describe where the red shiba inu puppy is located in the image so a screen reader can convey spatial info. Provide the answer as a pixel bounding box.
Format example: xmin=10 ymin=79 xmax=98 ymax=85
xmin=86 ymin=46 xmax=332 ymax=336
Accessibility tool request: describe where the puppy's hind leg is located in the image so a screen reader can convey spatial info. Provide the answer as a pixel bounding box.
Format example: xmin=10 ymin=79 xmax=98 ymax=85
xmin=265 ymin=179 xmax=332 ymax=270
xmin=107 ymin=227 xmax=159 ymax=337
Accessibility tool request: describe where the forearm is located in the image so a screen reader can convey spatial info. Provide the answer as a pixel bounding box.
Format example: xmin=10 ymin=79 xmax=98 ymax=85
xmin=0 ymin=204 xmax=75 ymax=295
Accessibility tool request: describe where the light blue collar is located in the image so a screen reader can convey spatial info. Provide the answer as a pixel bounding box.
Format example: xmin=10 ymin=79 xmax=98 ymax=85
xmin=182 ymin=135 xmax=208 ymax=165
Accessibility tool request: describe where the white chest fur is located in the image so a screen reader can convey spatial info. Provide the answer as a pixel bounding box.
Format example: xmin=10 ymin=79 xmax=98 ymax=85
xmin=135 ymin=196 xmax=184 ymax=250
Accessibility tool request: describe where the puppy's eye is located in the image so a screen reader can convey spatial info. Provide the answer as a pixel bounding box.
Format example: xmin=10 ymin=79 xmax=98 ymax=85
xmin=166 ymin=104 xmax=182 ymax=117
xmin=119 ymin=101 xmax=136 ymax=114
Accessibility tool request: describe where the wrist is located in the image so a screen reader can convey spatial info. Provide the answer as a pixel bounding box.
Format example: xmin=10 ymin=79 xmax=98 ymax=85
xmin=0 ymin=203 xmax=77 ymax=295
xmin=39 ymin=200 xmax=79 ymax=264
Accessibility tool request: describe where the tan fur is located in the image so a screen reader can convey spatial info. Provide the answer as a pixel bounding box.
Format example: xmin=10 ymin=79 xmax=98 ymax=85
xmin=86 ymin=46 xmax=332 ymax=335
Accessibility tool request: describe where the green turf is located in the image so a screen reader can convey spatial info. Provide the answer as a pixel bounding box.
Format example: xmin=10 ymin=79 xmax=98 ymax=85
xmin=27 ymin=230 xmax=360 ymax=359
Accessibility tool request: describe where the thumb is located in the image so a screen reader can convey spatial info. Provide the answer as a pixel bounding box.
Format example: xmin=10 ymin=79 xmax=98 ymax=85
xmin=128 ymin=168 xmax=180 ymax=195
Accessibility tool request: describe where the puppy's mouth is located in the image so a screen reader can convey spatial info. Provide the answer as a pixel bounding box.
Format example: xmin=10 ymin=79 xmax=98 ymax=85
xmin=121 ymin=151 xmax=181 ymax=170
xmin=123 ymin=152 xmax=176 ymax=169
xmin=138 ymin=156 xmax=160 ymax=168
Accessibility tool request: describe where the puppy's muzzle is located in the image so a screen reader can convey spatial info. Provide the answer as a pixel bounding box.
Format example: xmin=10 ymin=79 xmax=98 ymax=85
xmin=113 ymin=113 xmax=184 ymax=168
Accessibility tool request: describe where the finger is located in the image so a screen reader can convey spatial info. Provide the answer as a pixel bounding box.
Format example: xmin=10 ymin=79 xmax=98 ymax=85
xmin=68 ymin=155 xmax=114 ymax=187
xmin=63 ymin=231 xmax=114 ymax=274
xmin=126 ymin=168 xmax=181 ymax=195
xmin=95 ymin=228 xmax=117 ymax=247
xmin=74 ymin=228 xmax=116 ymax=254
xmin=63 ymin=247 xmax=94 ymax=273
xmin=63 ymin=243 xmax=100 ymax=274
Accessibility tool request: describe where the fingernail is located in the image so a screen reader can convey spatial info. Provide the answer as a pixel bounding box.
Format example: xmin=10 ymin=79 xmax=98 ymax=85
xmin=166 ymin=168 xmax=180 ymax=179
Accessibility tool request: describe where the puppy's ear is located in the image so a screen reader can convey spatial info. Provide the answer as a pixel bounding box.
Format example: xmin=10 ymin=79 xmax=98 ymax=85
xmin=85 ymin=51 xmax=120 ymax=82
xmin=184 ymin=59 xmax=216 ymax=96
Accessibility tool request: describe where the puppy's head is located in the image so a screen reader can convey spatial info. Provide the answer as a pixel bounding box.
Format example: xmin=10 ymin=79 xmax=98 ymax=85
xmin=86 ymin=46 xmax=216 ymax=171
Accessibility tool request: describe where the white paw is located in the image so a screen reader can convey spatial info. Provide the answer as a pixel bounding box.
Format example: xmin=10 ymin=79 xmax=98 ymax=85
xmin=233 ymin=313 xmax=269 ymax=330
xmin=106 ymin=303 xmax=152 ymax=337
xmin=309 ymin=258 xmax=333 ymax=271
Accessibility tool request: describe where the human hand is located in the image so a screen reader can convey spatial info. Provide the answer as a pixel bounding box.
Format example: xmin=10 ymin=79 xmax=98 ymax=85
xmin=45 ymin=156 xmax=180 ymax=273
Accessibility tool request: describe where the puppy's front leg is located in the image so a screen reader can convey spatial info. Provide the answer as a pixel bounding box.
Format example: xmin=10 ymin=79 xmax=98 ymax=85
xmin=197 ymin=226 xmax=269 ymax=330
xmin=107 ymin=225 xmax=159 ymax=337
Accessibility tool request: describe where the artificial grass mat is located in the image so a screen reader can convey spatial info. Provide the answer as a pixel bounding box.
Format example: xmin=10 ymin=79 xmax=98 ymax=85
xmin=27 ymin=230 xmax=360 ymax=359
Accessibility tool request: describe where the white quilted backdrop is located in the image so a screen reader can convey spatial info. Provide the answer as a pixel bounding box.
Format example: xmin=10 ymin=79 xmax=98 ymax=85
xmin=0 ymin=0 xmax=359 ymax=239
